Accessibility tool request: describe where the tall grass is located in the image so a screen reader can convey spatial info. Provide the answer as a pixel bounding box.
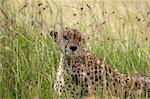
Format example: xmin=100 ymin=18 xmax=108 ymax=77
xmin=0 ymin=0 xmax=150 ymax=98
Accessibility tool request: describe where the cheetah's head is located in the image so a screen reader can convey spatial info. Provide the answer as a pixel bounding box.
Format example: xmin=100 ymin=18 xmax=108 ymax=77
xmin=50 ymin=28 xmax=87 ymax=56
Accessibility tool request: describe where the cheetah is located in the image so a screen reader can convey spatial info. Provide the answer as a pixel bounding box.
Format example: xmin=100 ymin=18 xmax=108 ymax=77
xmin=50 ymin=28 xmax=150 ymax=98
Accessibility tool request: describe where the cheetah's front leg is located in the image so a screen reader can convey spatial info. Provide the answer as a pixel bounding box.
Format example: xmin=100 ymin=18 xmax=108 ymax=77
xmin=54 ymin=56 xmax=64 ymax=94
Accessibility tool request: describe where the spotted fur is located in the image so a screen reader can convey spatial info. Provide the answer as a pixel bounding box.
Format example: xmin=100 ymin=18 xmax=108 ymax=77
xmin=50 ymin=28 xmax=150 ymax=98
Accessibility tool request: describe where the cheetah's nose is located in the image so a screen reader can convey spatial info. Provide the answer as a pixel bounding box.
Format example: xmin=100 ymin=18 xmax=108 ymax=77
xmin=70 ymin=46 xmax=78 ymax=52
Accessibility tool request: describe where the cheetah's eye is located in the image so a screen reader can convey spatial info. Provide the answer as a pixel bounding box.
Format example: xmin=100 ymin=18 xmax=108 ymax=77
xmin=63 ymin=36 xmax=68 ymax=40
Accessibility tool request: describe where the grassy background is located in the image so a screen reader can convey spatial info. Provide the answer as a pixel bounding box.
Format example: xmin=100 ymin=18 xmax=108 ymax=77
xmin=0 ymin=0 xmax=150 ymax=98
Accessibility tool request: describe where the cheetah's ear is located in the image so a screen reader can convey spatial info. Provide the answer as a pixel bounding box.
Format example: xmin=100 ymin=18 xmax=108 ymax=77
xmin=81 ymin=32 xmax=89 ymax=48
xmin=81 ymin=32 xmax=89 ymax=42
xmin=49 ymin=30 xmax=58 ymax=39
